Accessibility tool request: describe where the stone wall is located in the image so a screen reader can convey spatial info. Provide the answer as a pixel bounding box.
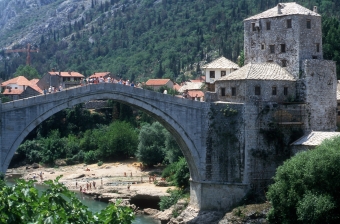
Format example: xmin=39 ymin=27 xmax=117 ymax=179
xmin=215 ymin=80 xmax=296 ymax=103
xmin=244 ymin=14 xmax=322 ymax=78
xmin=301 ymin=59 xmax=337 ymax=131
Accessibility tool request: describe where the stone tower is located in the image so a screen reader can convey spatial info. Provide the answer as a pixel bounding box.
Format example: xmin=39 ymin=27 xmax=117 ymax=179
xmin=244 ymin=3 xmax=322 ymax=79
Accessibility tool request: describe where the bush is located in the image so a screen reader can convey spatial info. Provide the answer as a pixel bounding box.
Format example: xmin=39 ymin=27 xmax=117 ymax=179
xmin=162 ymin=157 xmax=190 ymax=188
xmin=84 ymin=150 xmax=99 ymax=164
xmin=159 ymin=189 xmax=186 ymax=211
xmin=0 ymin=177 xmax=134 ymax=223
xmin=267 ymin=137 xmax=340 ymax=224
xmin=98 ymin=160 xmax=104 ymax=166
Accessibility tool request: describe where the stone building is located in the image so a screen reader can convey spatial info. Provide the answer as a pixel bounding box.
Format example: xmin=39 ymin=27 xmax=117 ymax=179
xmin=208 ymin=2 xmax=337 ymax=197
xmin=244 ymin=3 xmax=322 ymax=78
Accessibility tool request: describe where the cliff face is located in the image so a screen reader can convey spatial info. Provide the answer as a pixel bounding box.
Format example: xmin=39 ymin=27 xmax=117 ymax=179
xmin=0 ymin=0 xmax=90 ymax=48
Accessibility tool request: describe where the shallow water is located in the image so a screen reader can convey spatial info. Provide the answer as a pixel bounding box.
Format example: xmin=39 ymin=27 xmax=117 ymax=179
xmin=6 ymin=179 xmax=159 ymax=224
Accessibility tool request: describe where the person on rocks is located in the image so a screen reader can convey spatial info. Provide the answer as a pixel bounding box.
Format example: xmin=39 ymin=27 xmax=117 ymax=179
xmin=93 ymin=181 xmax=96 ymax=189
xmin=80 ymin=186 xmax=82 ymax=192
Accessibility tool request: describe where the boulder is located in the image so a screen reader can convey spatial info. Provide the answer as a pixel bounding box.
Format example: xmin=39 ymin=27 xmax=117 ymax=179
xmin=143 ymin=208 xmax=159 ymax=216
xmin=32 ymin=163 xmax=39 ymax=169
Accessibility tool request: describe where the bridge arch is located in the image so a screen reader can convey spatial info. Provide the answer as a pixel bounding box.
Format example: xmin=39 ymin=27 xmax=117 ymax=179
xmin=1 ymin=84 xmax=203 ymax=182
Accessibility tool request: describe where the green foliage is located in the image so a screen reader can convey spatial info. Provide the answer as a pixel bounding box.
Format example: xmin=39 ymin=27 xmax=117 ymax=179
xmin=159 ymin=189 xmax=187 ymax=211
xmin=238 ymin=50 xmax=245 ymax=67
xmin=0 ymin=93 xmax=10 ymax=103
xmin=13 ymin=65 xmax=40 ymax=79
xmin=98 ymin=160 xmax=104 ymax=166
xmin=0 ymin=176 xmax=134 ymax=223
xmin=267 ymin=136 xmax=340 ymax=223
xmin=162 ymin=157 xmax=190 ymax=189
xmin=135 ymin=122 xmax=167 ymax=166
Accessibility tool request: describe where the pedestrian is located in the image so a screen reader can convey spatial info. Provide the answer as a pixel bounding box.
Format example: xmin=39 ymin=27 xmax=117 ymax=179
xmin=76 ymin=181 xmax=78 ymax=188
xmin=163 ymin=89 xmax=167 ymax=94
xmin=195 ymin=94 xmax=198 ymax=101
xmin=43 ymin=89 xmax=47 ymax=95
xmin=93 ymin=181 xmax=96 ymax=189
xmin=80 ymin=186 xmax=82 ymax=192
xmin=127 ymin=183 xmax=130 ymax=191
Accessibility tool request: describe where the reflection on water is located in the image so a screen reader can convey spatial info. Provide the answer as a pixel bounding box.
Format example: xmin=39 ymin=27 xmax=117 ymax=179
xmin=6 ymin=179 xmax=159 ymax=224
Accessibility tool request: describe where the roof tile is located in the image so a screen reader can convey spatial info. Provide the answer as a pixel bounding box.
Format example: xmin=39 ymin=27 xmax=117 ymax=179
xmin=218 ymin=63 xmax=296 ymax=81
xmin=245 ymin=2 xmax=320 ymax=21
xmin=202 ymin=56 xmax=239 ymax=69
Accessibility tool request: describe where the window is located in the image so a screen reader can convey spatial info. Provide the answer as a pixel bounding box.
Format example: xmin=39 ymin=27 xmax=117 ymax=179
xmin=338 ymin=111 xmax=340 ymax=116
xmin=261 ymin=44 xmax=265 ymax=50
xmin=281 ymin=44 xmax=286 ymax=53
xmin=316 ymin=43 xmax=320 ymax=52
xmin=221 ymin=71 xmax=226 ymax=77
xmin=272 ymin=86 xmax=277 ymax=95
xmin=284 ymin=87 xmax=288 ymax=96
xmin=307 ymin=19 xmax=311 ymax=29
xmin=270 ymin=45 xmax=275 ymax=54
xmin=255 ymin=86 xmax=261 ymax=95
xmin=266 ymin=21 xmax=271 ymax=30
xmin=252 ymin=23 xmax=256 ymax=31
xmin=232 ymin=87 xmax=236 ymax=96
xmin=282 ymin=60 xmax=287 ymax=67
xmin=312 ymin=55 xmax=318 ymax=59
xmin=287 ymin=19 xmax=292 ymax=28
xmin=221 ymin=88 xmax=226 ymax=96
xmin=209 ymin=71 xmax=215 ymax=78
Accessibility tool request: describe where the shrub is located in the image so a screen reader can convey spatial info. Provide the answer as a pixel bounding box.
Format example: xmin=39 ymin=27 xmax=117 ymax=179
xmin=0 ymin=177 xmax=134 ymax=223
xmin=84 ymin=150 xmax=99 ymax=164
xmin=159 ymin=189 xmax=186 ymax=211
xmin=98 ymin=160 xmax=104 ymax=166
xmin=267 ymin=137 xmax=340 ymax=224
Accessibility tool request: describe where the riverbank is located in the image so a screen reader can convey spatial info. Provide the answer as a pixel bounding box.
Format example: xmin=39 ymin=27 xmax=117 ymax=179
xmin=6 ymin=160 xmax=270 ymax=224
xmin=6 ymin=160 xmax=175 ymax=212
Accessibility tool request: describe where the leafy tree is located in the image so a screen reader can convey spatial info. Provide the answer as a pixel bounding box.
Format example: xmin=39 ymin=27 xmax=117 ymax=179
xmin=135 ymin=122 xmax=166 ymax=166
xmin=267 ymin=136 xmax=340 ymax=224
xmin=0 ymin=177 xmax=135 ymax=223
xmin=163 ymin=131 xmax=182 ymax=164
xmin=13 ymin=65 xmax=40 ymax=79
xmin=0 ymin=93 xmax=10 ymax=103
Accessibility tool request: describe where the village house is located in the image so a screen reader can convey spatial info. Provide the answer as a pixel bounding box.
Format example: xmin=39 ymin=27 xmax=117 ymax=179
xmin=145 ymin=79 xmax=173 ymax=90
xmin=1 ymin=76 xmax=42 ymax=101
xmin=89 ymin=72 xmax=115 ymax=80
xmin=179 ymin=80 xmax=205 ymax=101
xmin=37 ymin=71 xmax=84 ymax=91
xmin=202 ymin=56 xmax=239 ymax=91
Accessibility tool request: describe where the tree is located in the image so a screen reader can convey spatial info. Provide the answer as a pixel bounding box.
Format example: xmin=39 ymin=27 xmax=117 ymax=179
xmin=267 ymin=136 xmax=340 ymax=224
xmin=14 ymin=65 xmax=40 ymax=80
xmin=0 ymin=176 xmax=134 ymax=224
xmin=135 ymin=122 xmax=166 ymax=166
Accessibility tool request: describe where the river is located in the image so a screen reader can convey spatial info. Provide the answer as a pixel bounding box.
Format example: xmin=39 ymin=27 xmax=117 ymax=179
xmin=6 ymin=179 xmax=159 ymax=224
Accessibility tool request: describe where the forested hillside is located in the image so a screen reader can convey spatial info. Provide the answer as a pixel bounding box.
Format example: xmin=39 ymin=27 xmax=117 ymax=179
xmin=1 ymin=0 xmax=340 ymax=81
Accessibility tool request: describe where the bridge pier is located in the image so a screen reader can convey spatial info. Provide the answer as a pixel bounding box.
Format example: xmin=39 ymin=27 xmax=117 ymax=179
xmin=190 ymin=180 xmax=248 ymax=211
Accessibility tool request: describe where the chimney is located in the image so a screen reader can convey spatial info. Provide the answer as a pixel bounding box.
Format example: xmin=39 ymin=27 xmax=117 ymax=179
xmin=277 ymin=3 xmax=282 ymax=14
xmin=313 ymin=6 xmax=318 ymax=13
xmin=68 ymin=71 xmax=71 ymax=75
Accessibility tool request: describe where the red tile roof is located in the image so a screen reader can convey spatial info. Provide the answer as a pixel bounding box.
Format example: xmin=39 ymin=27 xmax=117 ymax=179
xmin=187 ymin=90 xmax=204 ymax=98
xmin=89 ymin=72 xmax=111 ymax=78
xmin=29 ymin=84 xmax=43 ymax=93
xmin=48 ymin=71 xmax=84 ymax=78
xmin=30 ymin=79 xmax=39 ymax=85
xmin=3 ymin=88 xmax=24 ymax=95
xmin=1 ymin=76 xmax=31 ymax=86
xmin=145 ymin=79 xmax=171 ymax=86
xmin=173 ymin=83 xmax=181 ymax=91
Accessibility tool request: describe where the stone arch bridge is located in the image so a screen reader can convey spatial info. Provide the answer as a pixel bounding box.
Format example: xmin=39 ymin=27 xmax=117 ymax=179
xmin=0 ymin=83 xmax=247 ymax=211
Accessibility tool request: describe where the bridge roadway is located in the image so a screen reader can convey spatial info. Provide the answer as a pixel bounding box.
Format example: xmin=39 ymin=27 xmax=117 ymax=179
xmin=0 ymin=83 xmax=248 ymax=211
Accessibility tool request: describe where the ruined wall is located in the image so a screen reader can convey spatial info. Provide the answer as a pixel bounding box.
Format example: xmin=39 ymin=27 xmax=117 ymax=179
xmin=301 ymin=59 xmax=337 ymax=131
xmin=205 ymin=103 xmax=245 ymax=183
xmin=244 ymin=14 xmax=322 ymax=78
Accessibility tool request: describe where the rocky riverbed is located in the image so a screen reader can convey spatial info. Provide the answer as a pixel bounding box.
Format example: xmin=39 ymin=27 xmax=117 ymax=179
xmin=6 ymin=160 xmax=270 ymax=224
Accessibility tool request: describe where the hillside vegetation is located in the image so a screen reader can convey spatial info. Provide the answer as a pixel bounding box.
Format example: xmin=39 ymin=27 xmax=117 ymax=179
xmin=0 ymin=0 xmax=340 ymax=81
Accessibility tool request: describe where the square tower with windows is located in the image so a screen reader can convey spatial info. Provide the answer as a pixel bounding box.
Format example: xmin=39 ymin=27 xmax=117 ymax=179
xmin=244 ymin=3 xmax=322 ymax=78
